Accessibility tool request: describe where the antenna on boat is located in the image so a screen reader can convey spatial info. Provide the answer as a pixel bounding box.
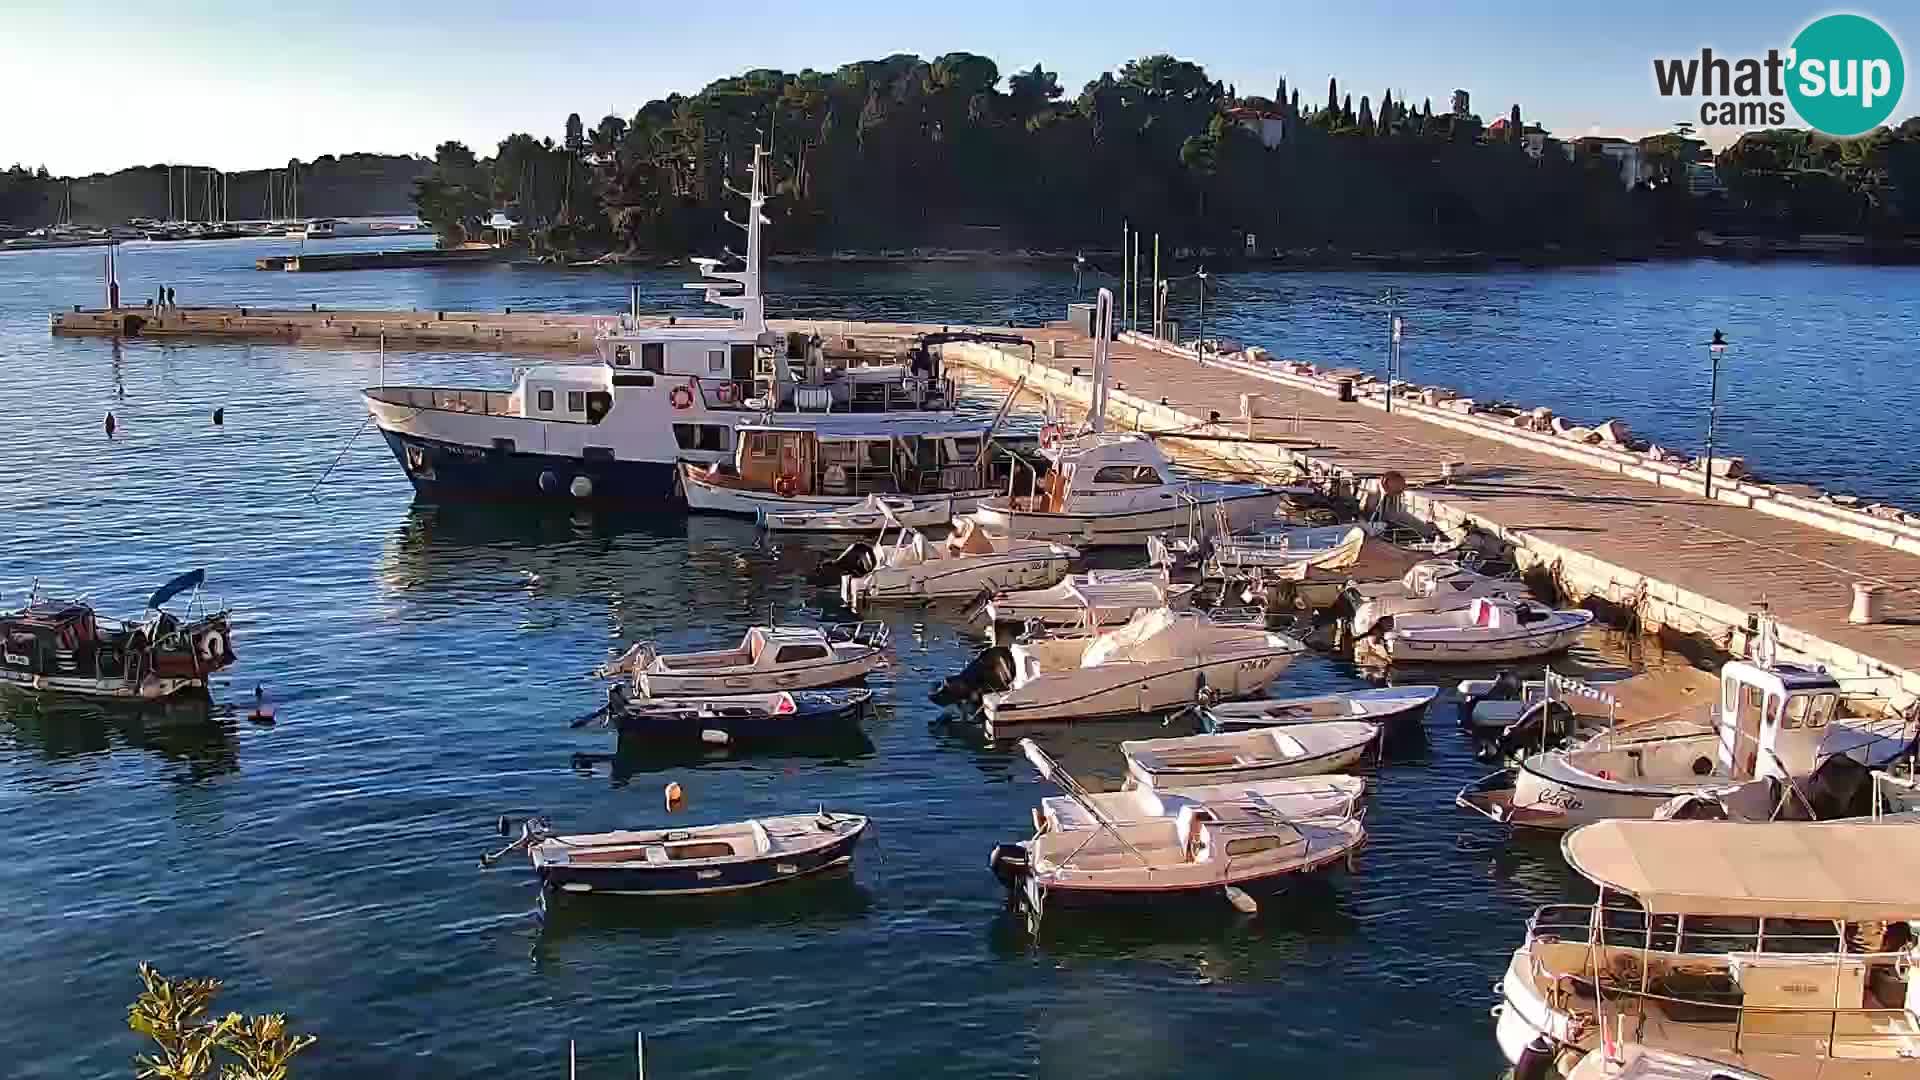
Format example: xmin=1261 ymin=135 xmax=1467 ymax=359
xmin=1087 ymin=289 xmax=1114 ymax=433
xmin=1017 ymin=738 xmax=1155 ymax=870
xmin=689 ymin=144 xmax=768 ymax=333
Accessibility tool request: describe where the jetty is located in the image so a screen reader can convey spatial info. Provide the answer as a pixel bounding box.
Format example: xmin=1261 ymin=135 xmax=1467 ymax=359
xmin=45 ymin=303 xmax=1920 ymax=712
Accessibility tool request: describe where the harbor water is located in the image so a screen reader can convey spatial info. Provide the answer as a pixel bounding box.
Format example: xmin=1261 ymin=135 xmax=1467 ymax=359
xmin=0 ymin=239 xmax=1913 ymax=1077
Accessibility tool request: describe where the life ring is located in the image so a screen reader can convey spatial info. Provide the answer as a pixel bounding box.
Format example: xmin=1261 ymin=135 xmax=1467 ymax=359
xmin=715 ymin=381 xmax=737 ymax=404
xmin=773 ymin=474 xmax=799 ymax=498
xmin=669 ymin=385 xmax=694 ymax=410
xmin=1595 ymin=769 xmax=1611 ymax=781
xmin=197 ymin=630 xmax=225 ymax=663
xmin=1039 ymin=423 xmax=1062 ymax=449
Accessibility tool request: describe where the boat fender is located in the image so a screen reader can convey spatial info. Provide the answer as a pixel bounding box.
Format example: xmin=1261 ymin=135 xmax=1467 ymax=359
xmin=197 ymin=630 xmax=224 ymax=663
xmin=715 ymin=381 xmax=737 ymax=404
xmin=1039 ymin=423 xmax=1061 ymax=449
xmin=669 ymin=385 xmax=695 ymax=410
xmin=988 ymin=842 xmax=1029 ymax=890
xmin=700 ymin=729 xmax=731 ymax=746
xmin=1512 ymin=1035 xmax=1556 ymax=1080
xmin=1595 ymin=770 xmax=1611 ymax=781
xmin=569 ymin=476 xmax=593 ymax=499
xmin=664 ymin=782 xmax=685 ymax=811
xmin=773 ymin=473 xmax=799 ymax=498
xmin=538 ymin=470 xmax=559 ymax=493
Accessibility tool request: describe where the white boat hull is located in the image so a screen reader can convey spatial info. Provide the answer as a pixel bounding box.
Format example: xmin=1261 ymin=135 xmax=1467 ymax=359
xmin=970 ymin=490 xmax=1285 ymax=548
xmin=1125 ymin=739 xmax=1371 ymax=790
xmin=987 ymin=583 xmax=1196 ymax=628
xmin=843 ymin=551 xmax=1073 ymax=606
xmin=680 ymin=471 xmax=990 ymax=526
xmin=1375 ymin=613 xmax=1591 ymax=663
xmin=0 ymin=669 xmax=200 ymax=700
xmin=983 ymin=650 xmax=1298 ymax=735
xmin=639 ymin=653 xmax=884 ymax=696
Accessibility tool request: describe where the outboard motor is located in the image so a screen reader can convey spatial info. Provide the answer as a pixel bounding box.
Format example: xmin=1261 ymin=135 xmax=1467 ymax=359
xmin=813 ymin=541 xmax=878 ymax=585
xmin=1493 ymin=699 xmax=1578 ymax=760
xmin=989 ymin=841 xmax=1030 ymax=893
xmin=1794 ymin=753 xmax=1877 ymax=821
xmin=930 ymin=645 xmax=1018 ymax=707
xmin=1456 ymin=669 xmax=1524 ymax=730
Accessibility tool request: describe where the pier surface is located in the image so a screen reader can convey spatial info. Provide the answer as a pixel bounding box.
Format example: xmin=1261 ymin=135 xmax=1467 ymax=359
xmin=48 ymin=305 xmax=1920 ymax=707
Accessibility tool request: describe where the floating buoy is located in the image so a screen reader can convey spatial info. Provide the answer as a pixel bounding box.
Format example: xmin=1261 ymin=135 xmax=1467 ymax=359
xmin=664 ymin=781 xmax=685 ymax=812
xmin=212 ymin=407 xmax=224 ymax=426
xmin=1223 ymin=885 xmax=1259 ymax=914
xmin=104 ymin=412 xmax=116 ymax=438
xmin=569 ymin=476 xmax=593 ymax=499
xmin=247 ymin=683 xmax=275 ymax=723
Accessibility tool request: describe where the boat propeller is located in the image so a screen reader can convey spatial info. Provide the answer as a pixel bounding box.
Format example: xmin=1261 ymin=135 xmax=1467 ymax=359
xmin=480 ymin=814 xmax=552 ymax=867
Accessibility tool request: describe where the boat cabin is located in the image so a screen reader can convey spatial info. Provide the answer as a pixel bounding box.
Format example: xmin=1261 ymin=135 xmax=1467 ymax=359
xmin=1 ymin=600 xmax=105 ymax=678
xmin=701 ymin=424 xmax=1030 ymax=498
xmin=1710 ymin=661 xmax=1845 ymax=780
xmin=1013 ymin=433 xmax=1178 ymax=512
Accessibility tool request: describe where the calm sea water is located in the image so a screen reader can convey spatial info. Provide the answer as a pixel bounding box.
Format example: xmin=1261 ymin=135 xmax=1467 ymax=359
xmin=0 ymin=238 xmax=1910 ymax=1078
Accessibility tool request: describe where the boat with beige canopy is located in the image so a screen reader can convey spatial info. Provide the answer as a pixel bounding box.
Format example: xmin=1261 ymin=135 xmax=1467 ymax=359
xmin=1494 ymin=818 xmax=1920 ymax=1080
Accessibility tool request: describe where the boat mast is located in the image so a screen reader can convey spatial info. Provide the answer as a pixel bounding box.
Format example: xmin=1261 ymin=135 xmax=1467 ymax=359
xmin=692 ymin=143 xmax=768 ymax=333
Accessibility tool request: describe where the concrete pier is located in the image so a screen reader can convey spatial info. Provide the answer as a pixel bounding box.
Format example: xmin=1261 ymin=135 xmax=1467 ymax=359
xmin=45 ymin=304 xmax=1920 ymax=711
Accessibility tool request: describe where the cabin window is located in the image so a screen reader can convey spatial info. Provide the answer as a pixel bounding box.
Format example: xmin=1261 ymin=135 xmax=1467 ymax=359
xmin=1798 ymin=692 xmax=1836 ymax=729
xmin=868 ymin=442 xmax=891 ymax=467
xmin=673 ymin=424 xmax=726 ymax=452
xmin=748 ymin=435 xmax=778 ymax=461
xmin=536 ymin=389 xmax=555 ymax=411
xmin=613 ymin=345 xmax=631 ymax=367
xmin=773 ymin=644 xmax=830 ymax=663
xmin=567 ymin=390 xmax=585 ymax=413
xmin=708 ymin=349 xmax=726 ymax=373
xmin=641 ymin=343 xmax=665 ymax=373
xmin=1679 ymin=915 xmax=1761 ymax=955
xmin=491 ymin=437 xmax=516 ymax=452
xmin=1092 ymin=464 xmax=1164 ymax=485
xmin=1759 ymin=917 xmax=1842 ymax=954
xmin=585 ymin=391 xmax=611 ymax=424
xmin=1223 ymin=835 xmax=1284 ymax=857
xmin=1599 ymin=906 xmax=1680 ymax=950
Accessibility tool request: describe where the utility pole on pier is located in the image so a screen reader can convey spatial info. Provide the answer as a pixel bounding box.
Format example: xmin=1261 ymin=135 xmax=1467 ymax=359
xmin=1703 ymin=330 xmax=1728 ymax=500
xmin=1381 ymin=288 xmax=1404 ymax=413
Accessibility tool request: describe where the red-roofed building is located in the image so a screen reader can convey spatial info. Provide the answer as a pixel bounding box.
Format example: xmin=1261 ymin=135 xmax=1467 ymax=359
xmin=1224 ymin=106 xmax=1287 ymax=148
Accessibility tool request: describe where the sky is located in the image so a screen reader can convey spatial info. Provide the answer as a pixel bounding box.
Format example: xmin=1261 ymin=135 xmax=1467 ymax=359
xmin=6 ymin=0 xmax=1916 ymax=176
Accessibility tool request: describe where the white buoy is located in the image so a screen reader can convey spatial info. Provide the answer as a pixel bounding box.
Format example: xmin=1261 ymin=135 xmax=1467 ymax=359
xmin=700 ymin=729 xmax=731 ymax=746
xmin=1223 ymin=885 xmax=1258 ymax=914
xmin=570 ymin=476 xmax=593 ymax=498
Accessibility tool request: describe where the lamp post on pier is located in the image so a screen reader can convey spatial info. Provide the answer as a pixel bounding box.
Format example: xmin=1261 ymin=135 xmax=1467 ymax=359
xmin=1382 ymin=288 xmax=1404 ymax=413
xmin=1703 ymin=329 xmax=1728 ymax=500
xmin=1196 ymin=267 xmax=1209 ymax=357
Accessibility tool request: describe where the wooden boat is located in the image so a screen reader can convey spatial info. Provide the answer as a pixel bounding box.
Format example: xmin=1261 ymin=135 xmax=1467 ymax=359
xmin=979 ymin=608 xmax=1305 ymax=736
xmin=984 ymin=568 xmax=1195 ymax=631
xmin=1494 ymin=819 xmax=1920 ymax=1079
xmin=989 ymin=739 xmax=1365 ymax=917
xmin=1201 ymin=685 xmax=1439 ymax=734
xmin=1237 ymin=527 xmax=1430 ymax=611
xmin=486 ymin=810 xmax=869 ymax=897
xmin=834 ymin=518 xmax=1077 ymax=606
xmin=1346 ymin=560 xmax=1529 ymax=637
xmin=0 ymin=570 xmax=234 ymax=701
xmin=1371 ymin=598 xmax=1593 ymax=664
xmin=756 ymin=494 xmax=954 ymax=533
xmin=969 ymin=433 xmax=1299 ymax=548
xmin=1122 ymin=720 xmax=1380 ymax=791
xmin=603 ymin=685 xmax=871 ymax=745
xmin=1035 ymin=774 xmax=1368 ymax=834
xmin=596 ymin=623 xmax=888 ymax=696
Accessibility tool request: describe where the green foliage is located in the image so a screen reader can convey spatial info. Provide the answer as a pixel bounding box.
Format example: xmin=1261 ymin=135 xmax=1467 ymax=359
xmin=125 ymin=964 xmax=316 ymax=1080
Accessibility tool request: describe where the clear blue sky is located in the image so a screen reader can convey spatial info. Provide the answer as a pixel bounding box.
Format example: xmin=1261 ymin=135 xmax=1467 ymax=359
xmin=7 ymin=0 xmax=1914 ymax=175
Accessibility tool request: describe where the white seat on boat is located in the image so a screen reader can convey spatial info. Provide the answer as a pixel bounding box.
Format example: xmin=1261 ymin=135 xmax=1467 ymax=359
xmin=644 ymin=845 xmax=670 ymax=864
xmin=750 ymin=819 xmax=773 ymax=855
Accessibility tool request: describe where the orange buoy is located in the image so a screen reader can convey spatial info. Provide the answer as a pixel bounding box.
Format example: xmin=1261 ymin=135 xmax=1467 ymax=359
xmin=247 ymin=683 xmax=275 ymax=723
xmin=664 ymin=781 xmax=685 ymax=812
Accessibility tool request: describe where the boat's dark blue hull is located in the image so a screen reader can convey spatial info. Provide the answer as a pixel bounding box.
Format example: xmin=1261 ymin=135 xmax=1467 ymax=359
xmin=379 ymin=430 xmax=682 ymax=507
xmin=607 ymin=688 xmax=871 ymax=745
xmin=538 ymin=825 xmax=866 ymax=896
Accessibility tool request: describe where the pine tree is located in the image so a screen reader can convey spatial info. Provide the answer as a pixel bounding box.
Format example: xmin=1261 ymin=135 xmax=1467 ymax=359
xmin=1357 ymin=95 xmax=1374 ymax=130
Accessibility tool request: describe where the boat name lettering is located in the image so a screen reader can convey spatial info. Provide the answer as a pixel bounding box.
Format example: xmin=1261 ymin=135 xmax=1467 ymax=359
xmin=1536 ymin=787 xmax=1584 ymax=811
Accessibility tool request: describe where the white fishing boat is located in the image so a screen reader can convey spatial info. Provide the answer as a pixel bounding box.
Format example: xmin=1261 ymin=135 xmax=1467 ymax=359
xmin=835 ymin=518 xmax=1077 ymax=607
xmin=1122 ymin=721 xmax=1380 ymax=790
xmin=968 ymin=432 xmax=1297 ymax=548
xmin=1205 ymin=522 xmax=1381 ymax=572
xmin=1226 ymin=526 xmax=1431 ymax=612
xmin=984 ymin=568 xmax=1196 ymax=630
xmin=1457 ymin=659 xmax=1913 ymax=831
xmin=596 ymin=623 xmax=889 ymax=697
xmin=757 ymin=494 xmax=955 ymax=533
xmin=989 ymin=739 xmax=1366 ymax=918
xmin=1369 ymin=598 xmax=1593 ymax=664
xmin=1493 ymin=818 xmax=1920 ymax=1080
xmin=1345 ymin=560 xmax=1530 ymax=637
xmin=979 ymin=608 xmax=1306 ymax=736
xmin=484 ymin=809 xmax=869 ymax=897
xmin=362 ymin=145 xmax=1003 ymax=507
xmin=682 ymin=415 xmax=1034 ymax=520
xmin=1034 ymin=772 xmax=1368 ymax=833
xmin=1201 ymin=685 xmax=1439 ymax=735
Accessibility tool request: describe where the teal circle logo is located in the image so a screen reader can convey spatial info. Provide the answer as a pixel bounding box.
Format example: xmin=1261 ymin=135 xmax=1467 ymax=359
xmin=1787 ymin=14 xmax=1904 ymax=137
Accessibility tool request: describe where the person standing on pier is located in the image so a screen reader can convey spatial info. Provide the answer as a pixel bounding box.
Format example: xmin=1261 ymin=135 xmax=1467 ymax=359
xmin=165 ymin=286 xmax=175 ymax=309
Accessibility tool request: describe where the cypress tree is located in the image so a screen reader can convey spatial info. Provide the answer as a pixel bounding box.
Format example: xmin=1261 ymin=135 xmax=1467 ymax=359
xmin=1378 ymin=89 xmax=1393 ymax=135
xmin=1326 ymin=77 xmax=1339 ymax=117
xmin=1290 ymin=89 xmax=1301 ymax=120
xmin=1357 ymin=95 xmax=1373 ymax=130
xmin=1276 ymin=76 xmax=1288 ymax=110
xmin=1509 ymin=104 xmax=1523 ymax=145
xmin=1342 ymin=93 xmax=1353 ymax=126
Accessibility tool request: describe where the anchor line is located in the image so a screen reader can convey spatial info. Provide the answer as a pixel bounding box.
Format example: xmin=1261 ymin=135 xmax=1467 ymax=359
xmin=307 ymin=413 xmax=375 ymax=501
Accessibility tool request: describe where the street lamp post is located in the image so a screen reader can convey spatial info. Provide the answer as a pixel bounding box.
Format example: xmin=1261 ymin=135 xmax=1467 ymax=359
xmin=1382 ymin=288 xmax=1403 ymax=414
xmin=1196 ymin=267 xmax=1209 ymax=357
xmin=1703 ymin=329 xmax=1728 ymax=500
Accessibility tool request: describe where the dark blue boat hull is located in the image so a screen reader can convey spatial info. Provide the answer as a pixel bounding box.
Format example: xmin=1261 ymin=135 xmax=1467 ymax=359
xmin=608 ymin=688 xmax=871 ymax=744
xmin=538 ymin=825 xmax=866 ymax=896
xmin=379 ymin=430 xmax=681 ymax=507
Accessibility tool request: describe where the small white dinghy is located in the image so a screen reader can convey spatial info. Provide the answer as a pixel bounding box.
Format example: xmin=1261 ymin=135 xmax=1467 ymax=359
xmin=985 ymin=567 xmax=1196 ymax=630
xmin=758 ymin=494 xmax=955 ymax=533
xmin=1036 ymin=773 xmax=1367 ymax=834
xmin=835 ymin=518 xmax=1078 ymax=607
xmin=1122 ymin=720 xmax=1380 ymax=791
xmin=597 ymin=623 xmax=889 ymax=696
xmin=1371 ymin=598 xmax=1592 ymax=664
xmin=1202 ymin=685 xmax=1439 ymax=735
xmin=1344 ymin=559 xmax=1529 ymax=637
xmin=989 ymin=739 xmax=1365 ymax=918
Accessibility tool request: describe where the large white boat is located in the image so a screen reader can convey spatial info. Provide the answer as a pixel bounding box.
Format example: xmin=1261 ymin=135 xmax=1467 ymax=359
xmin=1493 ymin=818 xmax=1920 ymax=1080
xmin=363 ymin=145 xmax=969 ymax=507
xmin=967 ymin=433 xmax=1295 ymax=548
xmin=1457 ymin=659 xmax=1913 ymax=831
xmin=978 ymin=607 xmax=1305 ymax=735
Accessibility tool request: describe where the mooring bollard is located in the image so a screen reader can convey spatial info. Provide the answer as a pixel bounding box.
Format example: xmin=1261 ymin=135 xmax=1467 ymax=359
xmin=1849 ymin=582 xmax=1888 ymax=625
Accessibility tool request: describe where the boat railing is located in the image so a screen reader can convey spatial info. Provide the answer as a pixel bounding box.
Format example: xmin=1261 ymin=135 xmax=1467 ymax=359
xmin=826 ymin=621 xmax=891 ymax=649
xmin=373 ymin=386 xmax=516 ymax=417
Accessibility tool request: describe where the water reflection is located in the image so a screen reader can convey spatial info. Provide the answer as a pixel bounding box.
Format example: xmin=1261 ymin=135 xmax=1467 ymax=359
xmin=0 ymin=690 xmax=241 ymax=783
xmin=530 ymin=871 xmax=873 ymax=949
xmin=569 ymin=727 xmax=879 ymax=785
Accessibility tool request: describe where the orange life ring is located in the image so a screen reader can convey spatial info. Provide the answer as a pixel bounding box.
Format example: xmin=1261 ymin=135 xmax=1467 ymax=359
xmin=773 ymin=474 xmax=799 ymax=498
xmin=1596 ymin=770 xmax=1612 ymax=780
xmin=715 ymin=381 xmax=737 ymax=404
xmin=1039 ymin=423 xmax=1062 ymax=449
xmin=669 ymin=385 xmax=694 ymax=410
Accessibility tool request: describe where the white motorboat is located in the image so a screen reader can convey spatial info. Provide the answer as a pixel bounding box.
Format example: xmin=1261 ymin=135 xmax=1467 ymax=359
xmin=984 ymin=567 xmax=1195 ymax=630
xmin=1368 ymin=598 xmax=1593 ymax=664
xmin=597 ymin=623 xmax=889 ymax=697
xmin=979 ymin=608 xmax=1306 ymax=736
xmin=484 ymin=809 xmax=869 ymax=897
xmin=682 ymin=416 xmax=1033 ymax=520
xmin=757 ymin=494 xmax=955 ymax=533
xmin=1122 ymin=720 xmax=1381 ymax=791
xmin=836 ymin=518 xmax=1077 ymax=607
xmin=989 ymin=739 xmax=1365 ymax=917
xmin=1227 ymin=526 xmax=1431 ymax=612
xmin=1492 ymin=819 xmax=1920 ymax=1079
xmin=1457 ymin=659 xmax=1914 ymax=831
xmin=1205 ymin=522 xmax=1380 ymax=572
xmin=968 ymin=432 xmax=1299 ymax=547
xmin=1036 ymin=775 xmax=1368 ymax=833
xmin=1345 ymin=559 xmax=1530 ymax=637
xmin=1201 ymin=685 xmax=1439 ymax=735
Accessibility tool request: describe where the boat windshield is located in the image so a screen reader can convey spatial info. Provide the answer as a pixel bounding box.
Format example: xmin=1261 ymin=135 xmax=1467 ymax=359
xmin=1783 ymin=692 xmax=1837 ymax=730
